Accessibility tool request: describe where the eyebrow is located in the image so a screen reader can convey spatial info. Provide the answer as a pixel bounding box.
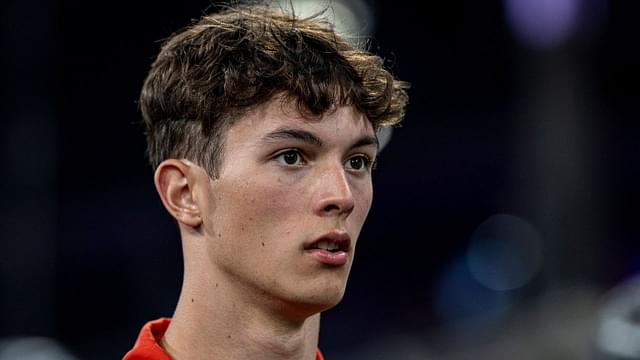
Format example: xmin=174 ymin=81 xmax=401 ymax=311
xmin=262 ymin=128 xmax=323 ymax=147
xmin=351 ymin=135 xmax=379 ymax=152
xmin=261 ymin=127 xmax=379 ymax=151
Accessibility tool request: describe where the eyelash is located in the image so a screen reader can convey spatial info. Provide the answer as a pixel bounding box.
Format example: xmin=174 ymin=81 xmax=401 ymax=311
xmin=273 ymin=149 xmax=307 ymax=166
xmin=345 ymin=155 xmax=373 ymax=171
xmin=272 ymin=149 xmax=374 ymax=171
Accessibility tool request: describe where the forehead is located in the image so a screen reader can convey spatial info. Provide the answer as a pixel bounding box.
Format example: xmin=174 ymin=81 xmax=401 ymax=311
xmin=226 ymin=99 xmax=375 ymax=146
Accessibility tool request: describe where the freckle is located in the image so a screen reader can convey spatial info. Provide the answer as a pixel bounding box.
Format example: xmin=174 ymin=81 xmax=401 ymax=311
xmin=218 ymin=233 xmax=222 ymax=238
xmin=261 ymin=242 xmax=265 ymax=246
xmin=216 ymin=283 xmax=219 ymax=288
xmin=241 ymin=226 xmax=245 ymax=231
xmin=249 ymin=217 xmax=253 ymax=221
xmin=191 ymin=298 xmax=194 ymax=303
xmin=227 ymin=335 xmax=231 ymax=339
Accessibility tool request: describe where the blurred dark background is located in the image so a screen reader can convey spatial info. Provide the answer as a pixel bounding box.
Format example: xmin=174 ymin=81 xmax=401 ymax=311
xmin=2 ymin=0 xmax=640 ymax=359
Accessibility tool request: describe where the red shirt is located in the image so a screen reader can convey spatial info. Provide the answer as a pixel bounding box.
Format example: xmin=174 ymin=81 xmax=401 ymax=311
xmin=123 ymin=318 xmax=325 ymax=360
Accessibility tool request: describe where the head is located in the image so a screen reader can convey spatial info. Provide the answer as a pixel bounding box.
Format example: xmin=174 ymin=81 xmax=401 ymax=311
xmin=141 ymin=4 xmax=409 ymax=317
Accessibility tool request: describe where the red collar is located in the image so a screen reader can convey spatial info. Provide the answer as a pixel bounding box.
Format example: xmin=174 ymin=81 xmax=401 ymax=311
xmin=123 ymin=318 xmax=325 ymax=360
xmin=123 ymin=318 xmax=172 ymax=360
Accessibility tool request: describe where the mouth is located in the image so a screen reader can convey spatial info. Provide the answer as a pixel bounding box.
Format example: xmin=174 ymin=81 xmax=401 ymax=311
xmin=305 ymin=231 xmax=351 ymax=252
xmin=304 ymin=231 xmax=351 ymax=266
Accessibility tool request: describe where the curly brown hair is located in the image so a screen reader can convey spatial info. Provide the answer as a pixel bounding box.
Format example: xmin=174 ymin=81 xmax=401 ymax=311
xmin=140 ymin=4 xmax=409 ymax=177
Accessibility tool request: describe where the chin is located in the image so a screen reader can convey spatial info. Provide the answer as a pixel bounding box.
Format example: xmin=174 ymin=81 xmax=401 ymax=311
xmin=301 ymin=283 xmax=348 ymax=313
xmin=275 ymin=282 xmax=346 ymax=319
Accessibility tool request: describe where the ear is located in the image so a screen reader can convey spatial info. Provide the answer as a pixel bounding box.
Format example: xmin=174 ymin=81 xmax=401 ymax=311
xmin=154 ymin=159 xmax=203 ymax=228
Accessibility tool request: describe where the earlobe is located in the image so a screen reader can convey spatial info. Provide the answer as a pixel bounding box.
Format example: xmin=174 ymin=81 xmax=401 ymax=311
xmin=154 ymin=159 xmax=203 ymax=228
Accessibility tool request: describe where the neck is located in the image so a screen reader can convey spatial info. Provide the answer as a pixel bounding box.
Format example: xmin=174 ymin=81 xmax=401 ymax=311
xmin=161 ymin=252 xmax=321 ymax=360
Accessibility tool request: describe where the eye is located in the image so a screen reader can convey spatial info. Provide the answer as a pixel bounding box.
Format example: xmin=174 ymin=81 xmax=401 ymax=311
xmin=274 ymin=149 xmax=305 ymax=166
xmin=345 ymin=155 xmax=372 ymax=171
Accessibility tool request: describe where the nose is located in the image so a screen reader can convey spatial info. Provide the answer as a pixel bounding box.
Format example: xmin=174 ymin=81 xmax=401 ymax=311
xmin=313 ymin=164 xmax=355 ymax=218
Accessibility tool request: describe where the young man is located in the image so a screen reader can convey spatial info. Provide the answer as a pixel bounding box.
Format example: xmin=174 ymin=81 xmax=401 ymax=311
xmin=124 ymin=4 xmax=408 ymax=360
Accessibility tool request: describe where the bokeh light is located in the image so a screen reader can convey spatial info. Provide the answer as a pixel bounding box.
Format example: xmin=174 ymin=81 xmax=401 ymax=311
xmin=434 ymin=257 xmax=513 ymax=329
xmin=274 ymin=0 xmax=375 ymax=41
xmin=505 ymin=0 xmax=580 ymax=48
xmin=0 ymin=337 xmax=78 ymax=360
xmin=594 ymin=274 xmax=640 ymax=359
xmin=466 ymin=214 xmax=543 ymax=291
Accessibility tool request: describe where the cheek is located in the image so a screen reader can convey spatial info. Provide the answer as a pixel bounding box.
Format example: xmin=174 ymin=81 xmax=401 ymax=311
xmin=217 ymin=176 xmax=308 ymax=244
xmin=350 ymin=180 xmax=374 ymax=230
xmin=253 ymin=176 xmax=307 ymax=216
xmin=356 ymin=174 xmax=373 ymax=204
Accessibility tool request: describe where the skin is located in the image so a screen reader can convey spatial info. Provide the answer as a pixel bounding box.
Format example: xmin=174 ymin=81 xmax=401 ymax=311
xmin=154 ymin=98 xmax=378 ymax=360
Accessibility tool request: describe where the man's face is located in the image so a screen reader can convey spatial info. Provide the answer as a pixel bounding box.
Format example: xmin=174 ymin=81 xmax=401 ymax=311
xmin=198 ymin=99 xmax=377 ymax=314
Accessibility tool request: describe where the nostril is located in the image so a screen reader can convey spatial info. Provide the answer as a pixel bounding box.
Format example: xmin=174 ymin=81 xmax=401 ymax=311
xmin=323 ymin=204 xmax=340 ymax=213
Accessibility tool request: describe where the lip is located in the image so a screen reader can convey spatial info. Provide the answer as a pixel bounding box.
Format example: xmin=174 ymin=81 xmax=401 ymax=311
xmin=304 ymin=230 xmax=351 ymax=266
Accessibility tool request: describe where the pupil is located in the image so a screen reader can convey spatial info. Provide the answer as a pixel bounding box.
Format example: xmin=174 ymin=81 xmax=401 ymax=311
xmin=350 ymin=158 xmax=363 ymax=169
xmin=284 ymin=152 xmax=298 ymax=164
